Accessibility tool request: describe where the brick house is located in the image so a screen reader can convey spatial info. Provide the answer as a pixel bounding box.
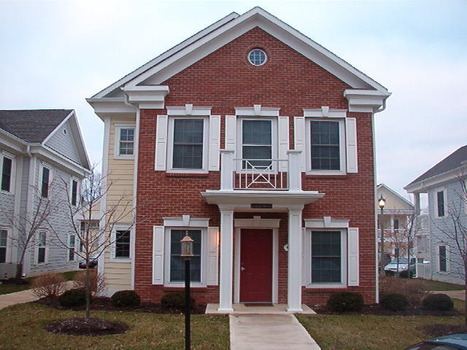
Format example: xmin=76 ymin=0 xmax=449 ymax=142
xmin=88 ymin=7 xmax=390 ymax=312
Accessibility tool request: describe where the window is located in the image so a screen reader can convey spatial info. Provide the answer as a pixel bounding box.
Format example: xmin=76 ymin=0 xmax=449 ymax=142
xmin=310 ymin=120 xmax=341 ymax=171
xmin=241 ymin=120 xmax=273 ymax=169
xmin=1 ymin=156 xmax=12 ymax=192
xmin=0 ymin=229 xmax=7 ymax=263
xmin=37 ymin=231 xmax=47 ymax=264
xmin=68 ymin=234 xmax=76 ymax=261
xmin=438 ymin=245 xmax=447 ymax=272
xmin=71 ymin=180 xmax=78 ymax=206
xmin=169 ymin=230 xmax=202 ymax=283
xmin=172 ymin=119 xmax=204 ymax=169
xmin=119 ymin=128 xmax=134 ymax=156
xmin=115 ymin=230 xmax=131 ymax=259
xmin=436 ymin=190 xmax=446 ymax=217
xmin=311 ymin=231 xmax=342 ymax=284
xmin=41 ymin=167 xmax=50 ymax=198
xmin=248 ymin=49 xmax=267 ymax=66
xmin=394 ymin=219 xmax=399 ymax=231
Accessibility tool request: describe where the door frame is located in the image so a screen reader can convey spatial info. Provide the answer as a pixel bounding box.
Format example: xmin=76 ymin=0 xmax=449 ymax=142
xmin=234 ymin=221 xmax=279 ymax=304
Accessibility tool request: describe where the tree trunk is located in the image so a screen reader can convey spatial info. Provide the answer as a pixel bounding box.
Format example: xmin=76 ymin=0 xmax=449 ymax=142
xmin=464 ymin=263 xmax=467 ymax=326
xmin=85 ymin=264 xmax=91 ymax=319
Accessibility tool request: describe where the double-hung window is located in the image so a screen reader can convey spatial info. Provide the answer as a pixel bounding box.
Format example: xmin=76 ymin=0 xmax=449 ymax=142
xmin=1 ymin=155 xmax=13 ymax=192
xmin=114 ymin=125 xmax=135 ymax=159
xmin=241 ymin=119 xmax=273 ymax=169
xmin=37 ymin=231 xmax=47 ymax=264
xmin=41 ymin=167 xmax=50 ymax=198
xmin=311 ymin=231 xmax=343 ymax=284
xmin=0 ymin=229 xmax=7 ymax=263
xmin=172 ymin=119 xmax=204 ymax=170
xmin=309 ymin=120 xmax=344 ymax=172
xmin=115 ymin=230 xmax=131 ymax=259
xmin=68 ymin=234 xmax=76 ymax=261
xmin=438 ymin=245 xmax=448 ymax=272
xmin=71 ymin=179 xmax=78 ymax=206
xmin=169 ymin=229 xmax=202 ymax=283
xmin=435 ymin=189 xmax=446 ymax=218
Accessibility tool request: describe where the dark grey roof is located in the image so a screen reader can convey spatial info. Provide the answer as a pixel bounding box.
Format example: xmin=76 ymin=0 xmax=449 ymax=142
xmin=0 ymin=109 xmax=72 ymax=143
xmin=407 ymin=145 xmax=467 ymax=186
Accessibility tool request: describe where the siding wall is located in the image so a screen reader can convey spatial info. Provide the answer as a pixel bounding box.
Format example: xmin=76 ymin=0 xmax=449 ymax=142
xmin=45 ymin=120 xmax=81 ymax=164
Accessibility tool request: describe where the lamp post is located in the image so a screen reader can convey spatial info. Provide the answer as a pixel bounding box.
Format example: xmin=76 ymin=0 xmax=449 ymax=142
xmin=181 ymin=231 xmax=194 ymax=350
xmin=378 ymin=195 xmax=386 ymax=276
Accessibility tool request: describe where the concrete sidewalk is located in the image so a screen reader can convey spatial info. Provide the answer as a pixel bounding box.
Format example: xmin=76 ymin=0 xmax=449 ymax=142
xmin=0 ymin=288 xmax=41 ymax=310
xmin=230 ymin=314 xmax=321 ymax=350
xmin=437 ymin=290 xmax=465 ymax=301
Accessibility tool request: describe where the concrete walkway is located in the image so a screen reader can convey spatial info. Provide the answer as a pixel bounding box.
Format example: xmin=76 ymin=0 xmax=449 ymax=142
xmin=437 ymin=290 xmax=465 ymax=301
xmin=230 ymin=314 xmax=321 ymax=350
xmin=0 ymin=288 xmax=41 ymax=310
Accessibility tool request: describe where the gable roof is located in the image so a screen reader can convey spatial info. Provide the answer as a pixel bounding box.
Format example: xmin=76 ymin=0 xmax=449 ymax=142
xmin=377 ymin=183 xmax=414 ymax=209
xmin=0 ymin=109 xmax=72 ymax=143
xmin=88 ymin=7 xmax=390 ymax=115
xmin=405 ymin=145 xmax=467 ymax=192
xmin=0 ymin=109 xmax=91 ymax=172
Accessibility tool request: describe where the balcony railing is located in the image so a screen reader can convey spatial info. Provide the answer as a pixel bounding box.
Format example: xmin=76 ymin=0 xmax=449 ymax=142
xmin=220 ymin=150 xmax=302 ymax=191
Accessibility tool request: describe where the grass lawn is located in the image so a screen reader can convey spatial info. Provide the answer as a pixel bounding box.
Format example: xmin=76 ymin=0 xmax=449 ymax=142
xmin=297 ymin=314 xmax=463 ymax=350
xmin=0 ymin=303 xmax=230 ymax=350
xmin=417 ymin=278 xmax=465 ymax=291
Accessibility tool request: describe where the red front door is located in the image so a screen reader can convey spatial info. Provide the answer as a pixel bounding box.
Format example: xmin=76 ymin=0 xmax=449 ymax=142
xmin=240 ymin=229 xmax=273 ymax=303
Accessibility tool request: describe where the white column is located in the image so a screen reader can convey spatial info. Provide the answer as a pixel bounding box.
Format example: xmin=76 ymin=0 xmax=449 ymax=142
xmin=218 ymin=207 xmax=234 ymax=311
xmin=287 ymin=206 xmax=304 ymax=312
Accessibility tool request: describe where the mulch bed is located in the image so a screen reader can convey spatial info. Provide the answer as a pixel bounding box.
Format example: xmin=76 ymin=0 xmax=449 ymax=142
xmin=37 ymin=296 xmax=206 ymax=336
xmin=46 ymin=317 xmax=129 ymax=336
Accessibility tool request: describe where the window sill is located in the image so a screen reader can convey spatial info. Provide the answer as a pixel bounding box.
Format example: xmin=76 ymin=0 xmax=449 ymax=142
xmin=305 ymin=284 xmax=346 ymax=289
xmin=165 ymin=172 xmax=210 ymax=178
xmin=110 ymin=258 xmax=132 ymax=263
xmin=163 ymin=285 xmax=208 ymax=291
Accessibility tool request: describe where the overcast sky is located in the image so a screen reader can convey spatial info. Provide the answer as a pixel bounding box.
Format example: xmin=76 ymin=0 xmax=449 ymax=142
xmin=1 ymin=0 xmax=466 ymax=200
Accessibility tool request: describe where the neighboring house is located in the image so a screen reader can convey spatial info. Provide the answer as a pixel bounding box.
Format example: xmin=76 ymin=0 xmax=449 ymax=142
xmin=405 ymin=145 xmax=467 ymax=285
xmin=88 ymin=7 xmax=390 ymax=311
xmin=0 ymin=109 xmax=91 ymax=278
xmin=376 ymin=184 xmax=415 ymax=263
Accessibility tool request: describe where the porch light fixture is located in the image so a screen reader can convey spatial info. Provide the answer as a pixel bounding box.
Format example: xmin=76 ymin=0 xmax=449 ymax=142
xmin=180 ymin=231 xmax=194 ymax=350
xmin=378 ymin=195 xmax=386 ymax=276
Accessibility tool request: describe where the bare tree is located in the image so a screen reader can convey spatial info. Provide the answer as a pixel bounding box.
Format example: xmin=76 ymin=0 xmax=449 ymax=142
xmin=1 ymin=182 xmax=61 ymax=279
xmin=51 ymin=167 xmax=136 ymax=318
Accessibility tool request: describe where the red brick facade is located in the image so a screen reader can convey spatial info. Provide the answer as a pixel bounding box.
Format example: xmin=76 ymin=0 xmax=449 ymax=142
xmin=134 ymin=27 xmax=377 ymax=306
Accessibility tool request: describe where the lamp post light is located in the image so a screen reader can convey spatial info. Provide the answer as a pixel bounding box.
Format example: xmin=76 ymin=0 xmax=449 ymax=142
xmin=378 ymin=195 xmax=386 ymax=276
xmin=181 ymin=231 xmax=194 ymax=350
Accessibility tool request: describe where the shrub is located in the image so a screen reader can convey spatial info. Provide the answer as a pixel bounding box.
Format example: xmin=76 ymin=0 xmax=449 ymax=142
xmin=422 ymin=293 xmax=454 ymax=311
xmin=73 ymin=269 xmax=107 ymax=297
xmin=59 ymin=288 xmax=86 ymax=308
xmin=379 ymin=276 xmax=427 ymax=307
xmin=399 ymin=270 xmax=413 ymax=279
xmin=380 ymin=293 xmax=408 ymax=311
xmin=161 ymin=292 xmax=195 ymax=311
xmin=32 ymin=273 xmax=66 ymax=298
xmin=326 ymin=292 xmax=364 ymax=313
xmin=111 ymin=290 xmax=141 ymax=307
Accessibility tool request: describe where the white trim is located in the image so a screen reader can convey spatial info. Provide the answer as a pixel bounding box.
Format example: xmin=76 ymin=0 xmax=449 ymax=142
xmin=163 ymin=216 xmax=210 ymax=227
xmin=434 ymin=187 xmax=448 ymax=218
xmin=167 ymin=116 xmax=209 ymax=173
xmin=167 ymin=104 xmax=212 ymax=116
xmin=113 ymin=123 xmax=136 ymax=159
xmin=304 ymin=217 xmax=350 ymax=229
xmin=303 ymin=107 xmax=347 ymax=118
xmin=235 ymin=105 xmax=280 ymax=117
xmin=234 ymin=216 xmax=280 ymax=228
xmin=110 ymin=225 xmax=133 ymax=262
xmin=208 ymin=115 xmax=221 ymax=171
xmin=304 ymin=118 xmax=346 ymax=175
xmin=437 ymin=243 xmax=450 ymax=273
xmin=0 ymin=151 xmax=16 ymax=194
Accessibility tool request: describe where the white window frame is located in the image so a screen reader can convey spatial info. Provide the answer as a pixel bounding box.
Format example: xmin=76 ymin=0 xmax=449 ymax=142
xmin=305 ymin=229 xmax=347 ymax=288
xmin=68 ymin=233 xmax=76 ymax=262
xmin=35 ymin=230 xmax=49 ymax=265
xmin=434 ymin=188 xmax=448 ymax=218
xmin=0 ymin=152 xmax=15 ymax=194
xmin=40 ymin=164 xmax=53 ymax=198
xmin=167 ymin=116 xmax=209 ymax=173
xmin=305 ymin=118 xmax=346 ymax=175
xmin=0 ymin=228 xmax=9 ymax=263
xmin=237 ymin=117 xmax=278 ymax=172
xmin=437 ymin=244 xmax=450 ymax=273
xmin=110 ymin=225 xmax=133 ymax=262
xmin=164 ymin=227 xmax=207 ymax=287
xmin=114 ymin=124 xmax=135 ymax=159
xmin=70 ymin=178 xmax=79 ymax=207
